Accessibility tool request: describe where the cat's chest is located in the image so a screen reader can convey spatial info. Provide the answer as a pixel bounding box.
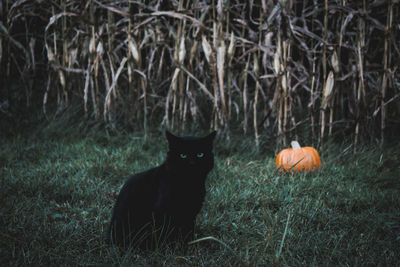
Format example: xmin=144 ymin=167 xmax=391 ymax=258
xmin=155 ymin=176 xmax=206 ymax=210
xmin=161 ymin=182 xmax=205 ymax=202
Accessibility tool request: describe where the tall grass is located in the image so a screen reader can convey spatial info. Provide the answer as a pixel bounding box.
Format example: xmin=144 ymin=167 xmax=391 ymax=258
xmin=1 ymin=1 xmax=399 ymax=145
xmin=0 ymin=129 xmax=399 ymax=265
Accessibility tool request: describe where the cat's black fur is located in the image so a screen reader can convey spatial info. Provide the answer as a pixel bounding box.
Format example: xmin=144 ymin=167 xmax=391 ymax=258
xmin=108 ymin=131 xmax=216 ymax=249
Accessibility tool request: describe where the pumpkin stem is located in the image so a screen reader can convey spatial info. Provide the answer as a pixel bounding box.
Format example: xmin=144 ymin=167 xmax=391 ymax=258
xmin=291 ymin=141 xmax=301 ymax=150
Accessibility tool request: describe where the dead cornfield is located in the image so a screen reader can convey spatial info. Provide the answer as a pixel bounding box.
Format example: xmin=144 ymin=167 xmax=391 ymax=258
xmin=1 ymin=0 xmax=399 ymax=147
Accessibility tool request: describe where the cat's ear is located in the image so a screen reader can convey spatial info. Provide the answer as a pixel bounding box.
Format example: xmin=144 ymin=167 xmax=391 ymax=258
xmin=204 ymin=131 xmax=217 ymax=144
xmin=166 ymin=130 xmax=179 ymax=145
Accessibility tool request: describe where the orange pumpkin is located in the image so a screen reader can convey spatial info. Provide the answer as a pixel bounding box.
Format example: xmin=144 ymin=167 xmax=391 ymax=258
xmin=276 ymin=141 xmax=321 ymax=172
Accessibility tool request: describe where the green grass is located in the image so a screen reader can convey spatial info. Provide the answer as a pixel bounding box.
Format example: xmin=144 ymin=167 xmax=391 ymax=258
xmin=1 ymin=130 xmax=399 ymax=266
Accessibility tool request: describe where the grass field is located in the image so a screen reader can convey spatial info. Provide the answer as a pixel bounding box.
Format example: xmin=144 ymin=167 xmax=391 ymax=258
xmin=1 ymin=127 xmax=399 ymax=266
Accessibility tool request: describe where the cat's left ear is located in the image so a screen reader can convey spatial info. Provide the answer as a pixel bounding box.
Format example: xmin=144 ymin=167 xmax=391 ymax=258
xmin=204 ymin=131 xmax=217 ymax=144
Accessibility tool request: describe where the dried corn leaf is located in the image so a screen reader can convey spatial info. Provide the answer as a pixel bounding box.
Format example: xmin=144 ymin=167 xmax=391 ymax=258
xmin=331 ymin=50 xmax=339 ymax=73
xmin=202 ymin=35 xmax=212 ymax=64
xmin=128 ymin=39 xmax=140 ymax=65
xmin=321 ymin=71 xmax=334 ymax=109
xmin=228 ymin=32 xmax=236 ymax=65
xmin=178 ymin=35 xmax=186 ymax=64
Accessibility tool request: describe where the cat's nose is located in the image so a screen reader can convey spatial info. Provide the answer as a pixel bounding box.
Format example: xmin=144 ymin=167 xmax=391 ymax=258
xmin=189 ymin=160 xmax=195 ymax=165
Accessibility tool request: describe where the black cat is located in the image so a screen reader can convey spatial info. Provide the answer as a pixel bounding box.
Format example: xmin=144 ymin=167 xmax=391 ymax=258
xmin=108 ymin=130 xmax=216 ymax=249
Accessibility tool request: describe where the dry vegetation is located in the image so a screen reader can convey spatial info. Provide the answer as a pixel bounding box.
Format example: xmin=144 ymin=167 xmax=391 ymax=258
xmin=1 ymin=0 xmax=399 ymax=146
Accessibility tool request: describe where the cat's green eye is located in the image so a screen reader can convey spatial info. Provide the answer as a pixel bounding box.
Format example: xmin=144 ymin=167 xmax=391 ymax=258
xmin=179 ymin=153 xmax=187 ymax=159
xmin=197 ymin=153 xmax=204 ymax=158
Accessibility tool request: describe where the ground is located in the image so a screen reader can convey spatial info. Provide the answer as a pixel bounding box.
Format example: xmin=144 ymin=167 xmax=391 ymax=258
xmin=0 ymin=129 xmax=399 ymax=266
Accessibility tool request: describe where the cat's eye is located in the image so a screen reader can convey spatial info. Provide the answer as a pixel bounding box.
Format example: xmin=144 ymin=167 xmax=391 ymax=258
xmin=179 ymin=153 xmax=187 ymax=159
xmin=197 ymin=153 xmax=204 ymax=158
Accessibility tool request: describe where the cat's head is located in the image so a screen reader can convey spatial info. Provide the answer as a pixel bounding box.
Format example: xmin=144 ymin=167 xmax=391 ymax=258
xmin=165 ymin=131 xmax=216 ymax=176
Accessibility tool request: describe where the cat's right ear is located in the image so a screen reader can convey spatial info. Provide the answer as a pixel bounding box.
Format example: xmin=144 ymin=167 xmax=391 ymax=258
xmin=165 ymin=130 xmax=178 ymax=145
